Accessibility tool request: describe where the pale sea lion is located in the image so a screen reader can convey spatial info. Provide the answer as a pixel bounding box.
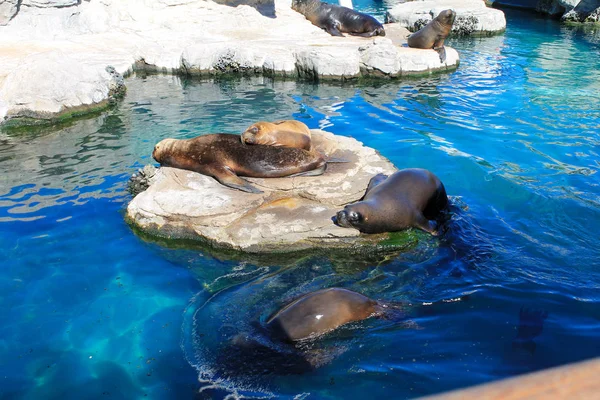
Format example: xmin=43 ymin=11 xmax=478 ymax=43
xmin=241 ymin=120 xmax=312 ymax=151
xmin=407 ymin=9 xmax=456 ymax=63
xmin=292 ymin=0 xmax=385 ymax=37
xmin=266 ymin=287 xmax=387 ymax=342
xmin=152 ymin=133 xmax=326 ymax=194
xmin=334 ymin=168 xmax=448 ymax=234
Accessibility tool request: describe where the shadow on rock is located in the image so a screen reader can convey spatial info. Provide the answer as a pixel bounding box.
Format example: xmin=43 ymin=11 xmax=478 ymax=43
xmin=212 ymin=0 xmax=276 ymax=18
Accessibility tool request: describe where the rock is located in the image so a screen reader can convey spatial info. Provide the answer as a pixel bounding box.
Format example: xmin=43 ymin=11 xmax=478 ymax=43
xmin=561 ymin=0 xmax=600 ymax=21
xmin=0 ymin=0 xmax=18 ymax=25
xmin=126 ymin=130 xmax=400 ymax=253
xmin=0 ymin=0 xmax=460 ymax=126
xmin=535 ymin=0 xmax=565 ymax=16
xmin=386 ymin=0 xmax=506 ymax=36
xmin=128 ymin=165 xmax=158 ymax=197
xmin=0 ymin=52 xmax=125 ymax=122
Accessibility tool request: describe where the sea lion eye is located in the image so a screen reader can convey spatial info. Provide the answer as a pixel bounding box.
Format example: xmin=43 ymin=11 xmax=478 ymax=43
xmin=348 ymin=211 xmax=361 ymax=222
xmin=250 ymin=127 xmax=259 ymax=134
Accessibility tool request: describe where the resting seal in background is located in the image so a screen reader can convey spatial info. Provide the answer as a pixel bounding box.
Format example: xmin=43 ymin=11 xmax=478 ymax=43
xmin=334 ymin=168 xmax=448 ymax=234
xmin=292 ymin=0 xmax=385 ymax=37
xmin=152 ymin=134 xmax=326 ymax=194
xmin=407 ymin=9 xmax=456 ymax=63
xmin=241 ymin=120 xmax=312 ymax=151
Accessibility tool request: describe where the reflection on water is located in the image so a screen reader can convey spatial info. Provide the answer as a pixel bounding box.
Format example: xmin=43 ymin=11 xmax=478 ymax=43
xmin=1 ymin=7 xmax=600 ymax=400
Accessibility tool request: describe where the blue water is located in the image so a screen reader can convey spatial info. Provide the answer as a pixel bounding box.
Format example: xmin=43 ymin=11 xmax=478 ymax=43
xmin=1 ymin=8 xmax=600 ymax=400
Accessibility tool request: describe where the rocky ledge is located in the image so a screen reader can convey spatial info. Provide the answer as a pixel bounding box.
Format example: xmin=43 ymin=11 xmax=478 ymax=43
xmin=386 ymin=0 xmax=506 ymax=36
xmin=0 ymin=0 xmax=460 ymax=127
xmin=126 ymin=130 xmax=406 ymax=253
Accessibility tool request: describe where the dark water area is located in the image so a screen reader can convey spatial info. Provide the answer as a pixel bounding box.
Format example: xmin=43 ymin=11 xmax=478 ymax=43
xmin=1 ymin=8 xmax=599 ymax=400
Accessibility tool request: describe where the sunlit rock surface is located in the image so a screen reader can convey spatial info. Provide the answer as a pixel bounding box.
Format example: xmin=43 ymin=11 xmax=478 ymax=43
xmin=127 ymin=129 xmax=399 ymax=252
xmin=0 ymin=0 xmax=460 ymax=126
xmin=386 ymin=0 xmax=506 ymax=36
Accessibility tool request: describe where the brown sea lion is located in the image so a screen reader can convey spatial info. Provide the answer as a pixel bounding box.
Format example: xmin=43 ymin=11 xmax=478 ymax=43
xmin=407 ymin=9 xmax=456 ymax=63
xmin=241 ymin=120 xmax=312 ymax=151
xmin=152 ymin=134 xmax=326 ymax=194
xmin=266 ymin=288 xmax=387 ymax=342
xmin=292 ymin=0 xmax=385 ymax=37
xmin=334 ymin=168 xmax=448 ymax=234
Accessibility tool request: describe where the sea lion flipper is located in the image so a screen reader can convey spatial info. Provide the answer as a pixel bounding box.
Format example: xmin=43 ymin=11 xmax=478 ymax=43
xmin=434 ymin=45 xmax=447 ymax=63
xmin=364 ymin=173 xmax=388 ymax=197
xmin=414 ymin=212 xmax=438 ymax=235
xmin=289 ymin=163 xmax=327 ymax=177
xmin=212 ymin=167 xmax=264 ymax=194
xmin=325 ymin=19 xmax=344 ymax=36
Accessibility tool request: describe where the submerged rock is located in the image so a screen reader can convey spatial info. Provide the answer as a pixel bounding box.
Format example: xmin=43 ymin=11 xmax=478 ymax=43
xmin=126 ymin=130 xmax=403 ymax=253
xmin=386 ymin=0 xmax=506 ymax=36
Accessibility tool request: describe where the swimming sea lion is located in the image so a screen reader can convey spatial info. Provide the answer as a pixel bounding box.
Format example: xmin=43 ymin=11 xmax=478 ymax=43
xmin=152 ymin=134 xmax=326 ymax=194
xmin=292 ymin=0 xmax=385 ymax=37
xmin=334 ymin=168 xmax=448 ymax=234
xmin=241 ymin=120 xmax=312 ymax=151
xmin=406 ymin=9 xmax=456 ymax=63
xmin=266 ymin=288 xmax=387 ymax=342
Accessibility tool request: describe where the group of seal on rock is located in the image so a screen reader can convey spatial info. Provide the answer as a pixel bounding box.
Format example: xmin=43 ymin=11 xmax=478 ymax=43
xmin=152 ymin=119 xmax=449 ymax=234
xmin=291 ymin=0 xmax=385 ymax=37
xmin=152 ymin=120 xmax=324 ymax=194
xmin=288 ymin=0 xmax=457 ymax=64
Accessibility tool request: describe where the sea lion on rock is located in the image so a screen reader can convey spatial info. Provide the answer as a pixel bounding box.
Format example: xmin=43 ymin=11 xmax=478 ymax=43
xmin=266 ymin=287 xmax=388 ymax=342
xmin=152 ymin=134 xmax=326 ymax=194
xmin=292 ymin=0 xmax=385 ymax=37
xmin=241 ymin=120 xmax=312 ymax=151
xmin=407 ymin=9 xmax=456 ymax=63
xmin=334 ymin=168 xmax=448 ymax=234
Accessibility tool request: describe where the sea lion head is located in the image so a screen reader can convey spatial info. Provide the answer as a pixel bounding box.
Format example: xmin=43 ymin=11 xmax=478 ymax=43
xmin=152 ymin=138 xmax=177 ymax=163
xmin=334 ymin=202 xmax=371 ymax=231
xmin=436 ymin=9 xmax=456 ymax=27
xmin=240 ymin=122 xmax=264 ymax=145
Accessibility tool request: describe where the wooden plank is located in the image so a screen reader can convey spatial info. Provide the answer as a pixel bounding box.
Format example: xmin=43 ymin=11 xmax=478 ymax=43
xmin=420 ymin=356 xmax=600 ymax=400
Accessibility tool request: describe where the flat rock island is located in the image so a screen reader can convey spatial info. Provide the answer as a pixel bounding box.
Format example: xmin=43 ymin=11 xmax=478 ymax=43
xmin=126 ymin=130 xmax=403 ymax=253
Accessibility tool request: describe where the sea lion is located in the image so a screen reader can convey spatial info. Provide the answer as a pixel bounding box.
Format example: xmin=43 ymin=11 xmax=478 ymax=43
xmin=334 ymin=168 xmax=448 ymax=234
xmin=241 ymin=120 xmax=312 ymax=151
xmin=292 ymin=0 xmax=385 ymax=37
xmin=152 ymin=133 xmax=326 ymax=194
xmin=266 ymin=288 xmax=387 ymax=342
xmin=406 ymin=9 xmax=456 ymax=63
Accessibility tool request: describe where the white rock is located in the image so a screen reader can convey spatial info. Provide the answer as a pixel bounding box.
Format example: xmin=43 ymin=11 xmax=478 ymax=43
xmin=0 ymin=0 xmax=18 ymax=25
xmin=386 ymin=0 xmax=506 ymax=36
xmin=0 ymin=0 xmax=460 ymax=125
xmin=126 ymin=130 xmax=398 ymax=252
xmin=0 ymin=52 xmax=124 ymax=120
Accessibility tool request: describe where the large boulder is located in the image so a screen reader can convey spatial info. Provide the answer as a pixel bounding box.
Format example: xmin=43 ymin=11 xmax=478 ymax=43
xmin=126 ymin=130 xmax=404 ymax=253
xmin=386 ymin=0 xmax=506 ymax=36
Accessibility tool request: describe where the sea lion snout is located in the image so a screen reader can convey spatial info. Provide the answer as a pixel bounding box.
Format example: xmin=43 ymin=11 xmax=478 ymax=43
xmin=440 ymin=9 xmax=456 ymax=25
xmin=334 ymin=208 xmax=361 ymax=228
xmin=240 ymin=132 xmax=256 ymax=144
